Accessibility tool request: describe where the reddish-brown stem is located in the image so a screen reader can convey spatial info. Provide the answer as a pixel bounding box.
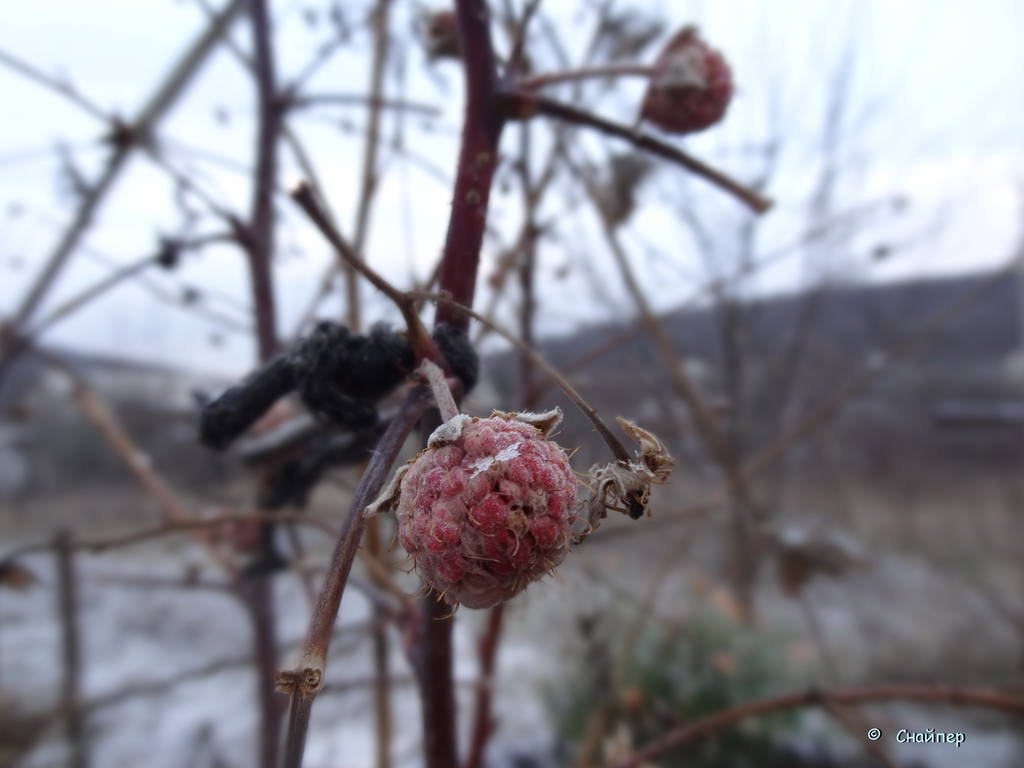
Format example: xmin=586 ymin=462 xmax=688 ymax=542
xmin=405 ymin=4 xmax=509 ymax=765
xmin=464 ymin=114 xmax=540 ymax=768
xmin=245 ymin=0 xmax=281 ymax=361
xmin=612 ymin=685 xmax=1024 ymax=768
xmin=433 ymin=0 xmax=506 ymax=331
xmin=463 ymin=603 xmax=505 ymax=768
xmin=415 ymin=592 xmax=458 ymax=768
xmin=519 ymin=63 xmax=654 ymax=90
xmin=241 ymin=3 xmax=286 ymax=765
xmin=501 ymin=91 xmax=772 ymax=213
xmin=280 ymin=385 xmax=430 ymax=768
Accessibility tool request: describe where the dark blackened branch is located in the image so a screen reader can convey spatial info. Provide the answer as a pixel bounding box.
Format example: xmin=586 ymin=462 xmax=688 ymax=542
xmin=199 ymin=322 xmax=478 ymax=452
xmin=200 ymin=357 xmax=296 ymax=450
xmin=499 ymin=91 xmax=772 ymax=213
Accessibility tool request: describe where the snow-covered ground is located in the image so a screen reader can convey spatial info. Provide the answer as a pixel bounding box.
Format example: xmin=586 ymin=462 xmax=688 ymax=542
xmin=3 ymin=501 xmax=1022 ymax=767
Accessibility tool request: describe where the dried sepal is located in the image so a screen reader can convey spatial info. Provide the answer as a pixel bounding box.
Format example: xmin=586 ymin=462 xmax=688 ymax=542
xmin=365 ymin=459 xmax=413 ymax=517
xmin=580 ymin=419 xmax=674 ymax=538
xmin=427 ymin=413 xmax=473 ymax=447
xmin=490 ymin=407 xmax=563 ymax=436
xmin=616 ymin=417 xmax=674 ymax=483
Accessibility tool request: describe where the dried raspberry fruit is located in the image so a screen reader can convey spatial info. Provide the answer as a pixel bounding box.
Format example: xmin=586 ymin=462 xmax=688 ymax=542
xmin=371 ymin=409 xmax=576 ymax=609
xmin=639 ymin=26 xmax=733 ymax=135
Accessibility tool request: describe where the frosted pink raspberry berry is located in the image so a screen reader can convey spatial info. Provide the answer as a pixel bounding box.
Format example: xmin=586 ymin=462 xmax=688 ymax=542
xmin=640 ymin=26 xmax=733 ymax=135
xmin=392 ymin=410 xmax=576 ymax=609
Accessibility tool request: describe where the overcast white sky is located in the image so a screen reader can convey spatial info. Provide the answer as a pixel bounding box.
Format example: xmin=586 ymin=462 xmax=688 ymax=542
xmin=1 ymin=0 xmax=1023 ymax=376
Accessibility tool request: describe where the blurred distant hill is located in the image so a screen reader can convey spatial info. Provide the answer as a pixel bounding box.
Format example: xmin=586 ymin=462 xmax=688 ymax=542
xmin=487 ymin=268 xmax=1024 ymax=471
xmin=2 ymin=268 xmax=1021 ymax=498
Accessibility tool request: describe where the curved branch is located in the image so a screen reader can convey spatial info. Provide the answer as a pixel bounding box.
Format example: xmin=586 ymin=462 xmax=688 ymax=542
xmin=612 ymin=685 xmax=1024 ymax=768
xmin=500 ymin=91 xmax=772 ymax=213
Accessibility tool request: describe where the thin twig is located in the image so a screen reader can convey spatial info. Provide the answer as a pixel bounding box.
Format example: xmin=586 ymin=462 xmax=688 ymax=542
xmin=238 ymin=3 xmax=287 ymax=761
xmin=289 ymin=181 xmax=438 ymax=362
xmin=2 ymin=513 xmax=336 ymax=567
xmin=289 ymin=92 xmax=438 ymax=117
xmin=50 ymin=359 xmax=234 ymax=571
xmin=409 ymin=290 xmax=634 ymax=465
xmin=0 ymin=47 xmax=108 ymax=121
xmin=568 ymin=150 xmax=764 ymax=617
xmin=519 ymin=63 xmax=653 ymax=90
xmin=54 ymin=531 xmax=88 ymax=768
xmin=504 ymin=0 xmax=542 ymax=75
xmin=279 ymin=384 xmax=429 ymax=768
xmin=611 ymin=685 xmax=1024 ymax=768
xmin=349 ymin=0 xmax=395 ymax=332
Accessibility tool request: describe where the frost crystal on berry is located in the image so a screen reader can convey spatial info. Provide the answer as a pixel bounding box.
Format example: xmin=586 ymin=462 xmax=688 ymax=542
xmin=640 ymin=26 xmax=733 ymax=134
xmin=369 ymin=409 xmax=576 ymax=609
